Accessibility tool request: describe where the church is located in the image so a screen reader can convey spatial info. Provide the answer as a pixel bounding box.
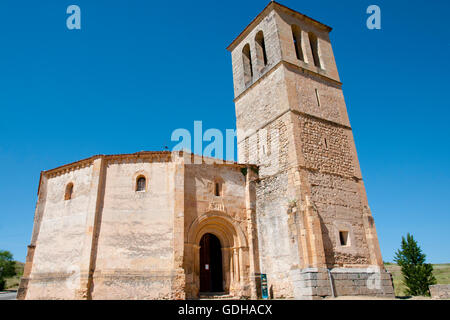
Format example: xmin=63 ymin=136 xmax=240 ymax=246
xmin=18 ymin=1 xmax=394 ymax=300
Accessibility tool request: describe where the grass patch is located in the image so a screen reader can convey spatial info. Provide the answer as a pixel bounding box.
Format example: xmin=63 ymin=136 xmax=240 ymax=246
xmin=385 ymin=263 xmax=450 ymax=297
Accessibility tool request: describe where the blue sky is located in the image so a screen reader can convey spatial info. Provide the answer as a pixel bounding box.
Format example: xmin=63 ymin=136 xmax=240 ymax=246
xmin=0 ymin=0 xmax=449 ymax=264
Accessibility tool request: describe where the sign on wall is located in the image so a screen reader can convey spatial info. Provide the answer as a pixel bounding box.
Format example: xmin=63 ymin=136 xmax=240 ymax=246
xmin=261 ymin=274 xmax=269 ymax=299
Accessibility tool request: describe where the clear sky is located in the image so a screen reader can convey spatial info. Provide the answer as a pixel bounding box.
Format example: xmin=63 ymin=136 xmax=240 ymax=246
xmin=0 ymin=0 xmax=449 ymax=264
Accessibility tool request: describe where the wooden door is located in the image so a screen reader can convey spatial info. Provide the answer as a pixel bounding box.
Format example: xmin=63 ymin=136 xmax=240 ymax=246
xmin=199 ymin=233 xmax=223 ymax=293
xmin=200 ymin=234 xmax=212 ymax=292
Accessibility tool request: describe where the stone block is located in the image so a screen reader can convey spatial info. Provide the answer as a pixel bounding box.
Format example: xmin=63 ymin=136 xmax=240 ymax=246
xmin=429 ymin=285 xmax=450 ymax=300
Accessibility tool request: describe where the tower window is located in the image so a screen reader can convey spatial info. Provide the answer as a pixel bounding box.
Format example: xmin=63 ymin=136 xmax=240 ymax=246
xmin=136 ymin=176 xmax=146 ymax=192
xmin=65 ymin=183 xmax=74 ymax=201
xmin=255 ymin=31 xmax=268 ymax=69
xmin=339 ymin=231 xmax=349 ymax=246
xmin=291 ymin=25 xmax=304 ymax=61
xmin=315 ymin=88 xmax=321 ymax=107
xmin=242 ymin=44 xmax=253 ymax=86
xmin=215 ymin=182 xmax=222 ymax=197
xmin=308 ymin=32 xmax=322 ymax=68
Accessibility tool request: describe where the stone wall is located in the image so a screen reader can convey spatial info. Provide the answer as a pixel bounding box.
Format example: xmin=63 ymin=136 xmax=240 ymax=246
xmin=91 ymin=159 xmax=177 ymax=300
xmin=26 ymin=165 xmax=95 ymax=299
xmin=183 ymin=161 xmax=256 ymax=299
xmin=429 ymin=285 xmax=450 ymax=300
xmin=238 ymin=115 xmax=290 ymax=178
xmin=307 ymin=171 xmax=371 ymax=267
xmin=298 ymin=116 xmax=354 ymax=177
xmin=291 ymin=268 xmax=394 ymax=299
xmin=235 ymin=66 xmax=289 ymax=142
xmin=255 ymin=171 xmax=297 ymax=299
xmin=330 ymin=268 xmax=394 ymax=297
xmin=230 ymin=9 xmax=282 ymax=98
xmin=285 ymin=67 xmax=349 ymax=126
xmin=229 ymin=2 xmax=392 ymax=299
xmin=229 ymin=4 xmax=341 ymax=98
xmin=20 ymin=152 xmax=258 ymax=300
xmin=275 ymin=9 xmax=340 ymax=83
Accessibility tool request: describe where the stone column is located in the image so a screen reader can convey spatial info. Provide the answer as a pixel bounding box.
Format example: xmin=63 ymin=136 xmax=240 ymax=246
xmin=362 ymin=205 xmax=384 ymax=266
xmin=78 ymin=157 xmax=106 ymax=300
xmin=304 ymin=195 xmax=327 ymax=268
xmin=172 ymin=155 xmax=186 ymax=299
xmin=233 ymin=248 xmax=240 ymax=285
xmin=193 ymin=244 xmax=200 ymax=297
xmin=17 ymin=172 xmax=48 ymax=300
xmin=221 ymin=247 xmax=231 ymax=294
xmin=287 ymin=114 xmax=327 ymax=270
xmin=229 ymin=247 xmax=235 ymax=287
xmin=245 ymin=166 xmax=260 ymax=299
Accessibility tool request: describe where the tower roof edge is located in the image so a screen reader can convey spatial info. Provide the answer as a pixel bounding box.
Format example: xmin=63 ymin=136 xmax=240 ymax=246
xmin=226 ymin=1 xmax=333 ymax=52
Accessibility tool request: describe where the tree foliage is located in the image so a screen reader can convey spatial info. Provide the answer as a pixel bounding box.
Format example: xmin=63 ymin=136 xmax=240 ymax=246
xmin=394 ymin=233 xmax=436 ymax=296
xmin=0 ymin=250 xmax=17 ymax=291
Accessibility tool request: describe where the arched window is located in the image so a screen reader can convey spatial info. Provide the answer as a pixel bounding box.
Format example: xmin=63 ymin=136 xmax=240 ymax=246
xmin=291 ymin=25 xmax=304 ymax=61
xmin=242 ymin=43 xmax=253 ymax=86
xmin=215 ymin=182 xmax=222 ymax=197
xmin=308 ymin=32 xmax=322 ymax=68
xmin=136 ymin=176 xmax=146 ymax=192
xmin=255 ymin=31 xmax=268 ymax=70
xmin=65 ymin=183 xmax=74 ymax=201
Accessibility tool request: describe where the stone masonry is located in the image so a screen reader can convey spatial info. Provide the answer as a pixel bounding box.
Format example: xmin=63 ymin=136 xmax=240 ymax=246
xmin=18 ymin=152 xmax=260 ymax=300
xmin=18 ymin=1 xmax=394 ymax=300
xmin=429 ymin=285 xmax=450 ymax=300
xmin=227 ymin=1 xmax=393 ymax=299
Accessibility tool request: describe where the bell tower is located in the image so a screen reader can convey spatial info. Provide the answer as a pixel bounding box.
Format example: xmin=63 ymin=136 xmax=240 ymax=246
xmin=227 ymin=1 xmax=394 ymax=299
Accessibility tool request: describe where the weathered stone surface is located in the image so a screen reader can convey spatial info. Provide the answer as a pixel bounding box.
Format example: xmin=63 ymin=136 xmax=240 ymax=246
xmin=19 ymin=2 xmax=393 ymax=300
xmin=229 ymin=2 xmax=393 ymax=299
xmin=429 ymin=285 xmax=450 ymax=300
xmin=20 ymin=152 xmax=259 ymax=300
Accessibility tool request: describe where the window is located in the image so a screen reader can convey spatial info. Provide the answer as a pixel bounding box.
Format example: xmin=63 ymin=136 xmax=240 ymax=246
xmin=308 ymin=32 xmax=322 ymax=68
xmin=291 ymin=25 xmax=304 ymax=61
xmin=339 ymin=231 xmax=349 ymax=246
xmin=315 ymin=88 xmax=321 ymax=107
xmin=136 ymin=176 xmax=146 ymax=192
xmin=242 ymin=44 xmax=253 ymax=86
xmin=255 ymin=31 xmax=268 ymax=70
xmin=65 ymin=183 xmax=74 ymax=201
xmin=215 ymin=182 xmax=222 ymax=197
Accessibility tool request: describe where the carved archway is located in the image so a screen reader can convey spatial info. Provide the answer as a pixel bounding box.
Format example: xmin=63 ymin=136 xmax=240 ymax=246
xmin=185 ymin=212 xmax=249 ymax=298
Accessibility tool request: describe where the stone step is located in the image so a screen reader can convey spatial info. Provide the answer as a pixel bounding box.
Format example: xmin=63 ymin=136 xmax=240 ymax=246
xmin=199 ymin=292 xmax=237 ymax=300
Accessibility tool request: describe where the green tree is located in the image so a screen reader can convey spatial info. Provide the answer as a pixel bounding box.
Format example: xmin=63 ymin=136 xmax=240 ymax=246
xmin=0 ymin=250 xmax=17 ymax=291
xmin=394 ymin=233 xmax=436 ymax=296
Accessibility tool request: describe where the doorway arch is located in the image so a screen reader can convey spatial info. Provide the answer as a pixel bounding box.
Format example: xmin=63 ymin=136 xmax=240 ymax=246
xmin=199 ymin=233 xmax=223 ymax=293
xmin=185 ymin=212 xmax=250 ymax=298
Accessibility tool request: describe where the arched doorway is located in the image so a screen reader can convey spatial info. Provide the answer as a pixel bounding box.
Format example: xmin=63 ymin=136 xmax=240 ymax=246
xmin=185 ymin=213 xmax=254 ymax=298
xmin=199 ymin=233 xmax=223 ymax=293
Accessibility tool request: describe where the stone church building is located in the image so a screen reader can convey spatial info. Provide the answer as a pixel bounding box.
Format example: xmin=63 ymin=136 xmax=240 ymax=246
xmin=18 ymin=2 xmax=394 ymax=300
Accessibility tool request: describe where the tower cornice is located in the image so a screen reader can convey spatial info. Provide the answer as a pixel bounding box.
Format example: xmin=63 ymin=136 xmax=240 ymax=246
xmin=227 ymin=1 xmax=332 ymax=52
xmin=233 ymin=60 xmax=342 ymax=103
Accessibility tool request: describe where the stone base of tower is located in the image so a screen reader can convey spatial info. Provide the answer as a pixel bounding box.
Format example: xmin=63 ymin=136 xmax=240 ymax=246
xmin=289 ymin=267 xmax=395 ymax=300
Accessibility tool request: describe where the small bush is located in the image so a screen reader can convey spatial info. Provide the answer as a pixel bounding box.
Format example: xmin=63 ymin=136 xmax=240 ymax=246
xmin=394 ymin=233 xmax=437 ymax=296
xmin=0 ymin=278 xmax=5 ymax=291
xmin=0 ymin=250 xmax=17 ymax=291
